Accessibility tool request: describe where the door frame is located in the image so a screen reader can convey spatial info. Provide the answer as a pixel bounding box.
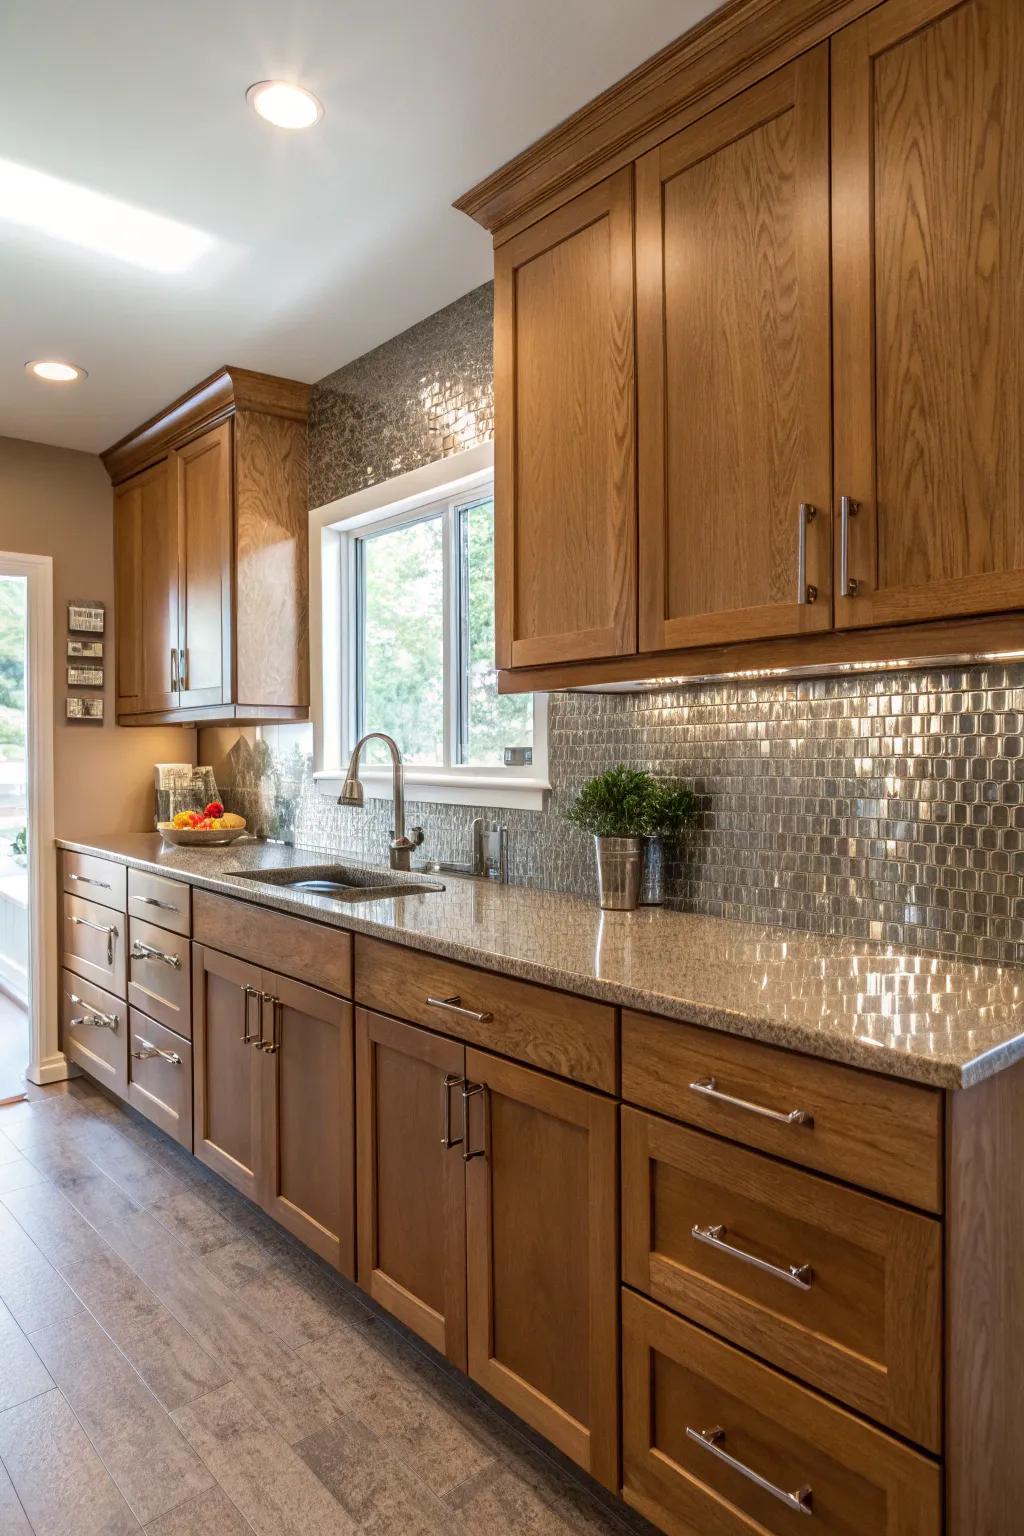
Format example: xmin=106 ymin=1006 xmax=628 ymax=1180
xmin=0 ymin=552 xmax=60 ymax=1085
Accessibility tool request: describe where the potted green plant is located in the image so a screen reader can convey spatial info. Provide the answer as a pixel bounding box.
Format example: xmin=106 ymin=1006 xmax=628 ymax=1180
xmin=639 ymin=779 xmax=697 ymax=905
xmin=566 ymin=766 xmax=694 ymax=910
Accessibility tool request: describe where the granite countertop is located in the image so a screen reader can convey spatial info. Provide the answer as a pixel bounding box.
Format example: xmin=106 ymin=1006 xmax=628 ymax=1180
xmin=57 ymin=832 xmax=1024 ymax=1090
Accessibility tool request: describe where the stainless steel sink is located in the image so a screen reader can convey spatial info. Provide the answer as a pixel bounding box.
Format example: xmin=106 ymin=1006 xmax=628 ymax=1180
xmin=230 ymin=863 xmax=445 ymax=902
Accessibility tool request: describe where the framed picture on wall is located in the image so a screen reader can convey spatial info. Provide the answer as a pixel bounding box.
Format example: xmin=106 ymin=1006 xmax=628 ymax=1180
xmin=67 ymin=639 xmax=103 ymax=660
xmin=67 ymin=665 xmax=103 ymax=689
xmin=68 ymin=601 xmax=105 ymax=635
xmin=66 ymin=696 xmax=104 ymax=723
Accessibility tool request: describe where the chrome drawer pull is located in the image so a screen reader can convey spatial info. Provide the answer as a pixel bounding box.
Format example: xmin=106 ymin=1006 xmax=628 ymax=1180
xmin=426 ymin=994 xmax=493 ymax=1024
xmin=258 ymin=992 xmax=281 ymax=1054
xmin=136 ymin=895 xmax=178 ymax=913
xmin=239 ymin=983 xmax=262 ymax=1044
xmin=131 ymin=1037 xmax=182 ymax=1066
xmin=442 ymin=1073 xmax=466 ymax=1148
xmin=796 ymin=502 xmax=818 ymax=605
xmin=68 ymin=872 xmax=111 ymax=890
xmin=686 ymin=1426 xmax=813 ymax=1517
xmin=839 ymin=494 xmax=860 ymax=597
xmin=131 ymin=941 xmax=181 ymax=969
xmin=461 ymin=1081 xmax=488 ymax=1162
xmin=70 ymin=914 xmax=118 ymax=964
xmin=689 ymin=1077 xmax=813 ymax=1128
xmin=66 ymin=993 xmax=118 ymax=1033
xmin=692 ymin=1223 xmax=813 ymax=1290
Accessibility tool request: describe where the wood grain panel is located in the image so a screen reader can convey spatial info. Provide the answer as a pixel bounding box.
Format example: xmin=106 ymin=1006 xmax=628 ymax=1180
xmin=62 ymin=893 xmax=126 ymax=998
xmin=112 ymin=471 xmax=143 ymax=714
xmin=63 ymin=851 xmax=126 ymax=913
xmin=234 ymin=411 xmax=309 ymax=709
xmin=127 ymin=868 xmax=190 ymax=937
xmin=494 ymin=170 xmax=635 ymax=669
xmin=127 ymin=916 xmax=191 ymax=1038
xmin=623 ymin=1290 xmax=942 ymax=1536
xmin=191 ymin=944 xmax=261 ymax=1200
xmin=621 ymin=1010 xmax=943 ymax=1212
xmin=126 ymin=1009 xmax=192 ymax=1150
xmin=465 ymin=1048 xmax=619 ymax=1490
xmin=354 ymin=933 xmax=616 ymax=1090
xmin=194 ymin=890 xmax=352 ymax=996
xmin=637 ymin=50 xmax=832 ymax=654
xmin=356 ymin=1009 xmax=467 ymax=1367
xmin=175 ymin=423 xmax=232 ymax=708
xmin=833 ymin=0 xmax=1024 ymax=629
xmin=622 ymin=1108 xmax=942 ymax=1449
xmin=61 ymin=970 xmax=128 ymax=1098
xmin=114 ymin=458 xmax=178 ymax=715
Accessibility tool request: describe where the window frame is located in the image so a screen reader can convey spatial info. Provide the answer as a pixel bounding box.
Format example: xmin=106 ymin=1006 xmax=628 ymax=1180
xmin=310 ymin=443 xmax=549 ymax=811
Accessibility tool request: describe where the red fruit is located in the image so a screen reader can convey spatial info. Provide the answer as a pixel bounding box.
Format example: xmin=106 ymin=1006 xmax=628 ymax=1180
xmin=187 ymin=811 xmax=203 ymax=828
xmin=205 ymin=801 xmax=224 ymax=819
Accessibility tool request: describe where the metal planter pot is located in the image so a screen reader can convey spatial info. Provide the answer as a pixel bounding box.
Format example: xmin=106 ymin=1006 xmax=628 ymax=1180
xmin=640 ymin=837 xmax=665 ymax=906
xmin=593 ymin=835 xmax=644 ymax=911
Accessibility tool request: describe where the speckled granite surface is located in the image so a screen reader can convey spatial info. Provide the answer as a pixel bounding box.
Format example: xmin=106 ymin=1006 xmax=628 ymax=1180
xmin=58 ymin=834 xmax=1024 ymax=1090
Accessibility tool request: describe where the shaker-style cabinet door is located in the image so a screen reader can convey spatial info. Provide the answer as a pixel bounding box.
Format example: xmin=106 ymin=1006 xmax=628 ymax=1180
xmin=356 ymin=1009 xmax=467 ymax=1366
xmin=636 ymin=47 xmax=832 ymax=653
xmin=259 ymin=970 xmax=355 ymax=1276
xmin=192 ymin=944 xmax=262 ymax=1201
xmin=493 ymin=168 xmax=636 ymax=668
xmin=832 ymin=0 xmax=1024 ymax=630
xmin=464 ymin=1048 xmax=619 ymax=1490
xmin=174 ymin=422 xmax=232 ymax=708
xmin=114 ymin=457 xmax=179 ymax=715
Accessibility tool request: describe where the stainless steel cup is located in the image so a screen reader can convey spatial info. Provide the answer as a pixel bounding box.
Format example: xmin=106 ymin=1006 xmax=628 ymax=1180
xmin=594 ymin=836 xmax=644 ymax=911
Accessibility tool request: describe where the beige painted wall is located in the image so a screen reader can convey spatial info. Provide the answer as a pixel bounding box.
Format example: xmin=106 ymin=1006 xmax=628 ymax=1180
xmin=0 ymin=435 xmax=195 ymax=839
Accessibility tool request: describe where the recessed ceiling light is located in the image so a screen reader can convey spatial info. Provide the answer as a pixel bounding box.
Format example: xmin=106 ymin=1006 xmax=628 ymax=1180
xmin=25 ymin=360 xmax=87 ymax=382
xmin=246 ymin=80 xmax=323 ymax=130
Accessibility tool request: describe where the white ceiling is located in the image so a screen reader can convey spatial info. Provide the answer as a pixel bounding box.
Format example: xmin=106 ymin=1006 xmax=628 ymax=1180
xmin=0 ymin=0 xmax=717 ymax=455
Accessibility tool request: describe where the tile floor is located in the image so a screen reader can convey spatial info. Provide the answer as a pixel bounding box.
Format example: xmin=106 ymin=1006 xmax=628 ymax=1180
xmin=0 ymin=993 xmax=29 ymax=1104
xmin=0 ymin=1078 xmax=653 ymax=1535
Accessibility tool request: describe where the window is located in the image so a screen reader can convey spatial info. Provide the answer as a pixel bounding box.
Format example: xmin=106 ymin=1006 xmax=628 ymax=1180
xmin=313 ymin=447 xmax=548 ymax=810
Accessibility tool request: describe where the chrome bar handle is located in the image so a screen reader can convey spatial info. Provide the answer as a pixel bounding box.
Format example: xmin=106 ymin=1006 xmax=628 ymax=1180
xmin=171 ymin=646 xmax=179 ymax=692
xmin=67 ymin=872 xmax=111 ymax=890
xmin=179 ymin=648 xmax=189 ymax=690
xmin=66 ymin=994 xmax=118 ymax=1032
xmin=692 ymin=1223 xmax=813 ymax=1290
xmin=797 ymin=503 xmax=818 ymax=604
xmin=462 ymin=1081 xmax=488 ymax=1162
xmin=839 ymin=495 xmax=860 ymax=597
xmin=426 ymin=995 xmax=494 ymax=1024
xmin=240 ymin=983 xmax=261 ymax=1044
xmin=131 ymin=1036 xmax=182 ymax=1067
xmin=442 ymin=1073 xmax=467 ymax=1148
xmin=689 ymin=1077 xmax=813 ymax=1128
xmin=686 ymin=1426 xmax=812 ymax=1516
xmin=130 ymin=941 xmax=181 ymax=969
xmin=258 ymin=992 xmax=280 ymax=1053
xmin=70 ymin=914 xmax=118 ymax=964
xmin=136 ymin=894 xmax=178 ymax=913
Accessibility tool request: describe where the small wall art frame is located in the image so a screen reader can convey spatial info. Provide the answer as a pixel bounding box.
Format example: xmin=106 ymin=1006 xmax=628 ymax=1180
xmin=67 ymin=639 xmax=103 ymax=660
xmin=67 ymin=665 xmax=103 ymax=689
xmin=66 ymin=696 xmax=104 ymax=723
xmin=67 ymin=601 xmax=105 ymax=635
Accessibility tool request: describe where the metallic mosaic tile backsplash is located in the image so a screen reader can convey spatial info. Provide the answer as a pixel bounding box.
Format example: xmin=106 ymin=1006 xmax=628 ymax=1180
xmin=237 ymin=662 xmax=1024 ymax=965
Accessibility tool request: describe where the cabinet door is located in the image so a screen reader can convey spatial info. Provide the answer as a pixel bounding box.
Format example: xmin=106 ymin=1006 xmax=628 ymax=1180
xmin=636 ymin=49 xmax=832 ymax=652
xmin=464 ymin=1048 xmax=618 ymax=1489
xmin=833 ymin=0 xmax=1024 ymax=629
xmin=174 ymin=423 xmax=232 ymax=708
xmin=493 ymin=169 xmax=636 ymax=668
xmin=259 ymin=970 xmax=354 ymax=1276
xmin=192 ymin=945 xmax=261 ymax=1200
xmin=113 ymin=458 xmax=179 ymax=714
xmin=356 ymin=1009 xmax=467 ymax=1368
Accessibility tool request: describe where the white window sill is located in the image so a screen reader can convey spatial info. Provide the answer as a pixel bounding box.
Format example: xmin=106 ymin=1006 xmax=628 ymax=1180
xmin=313 ymin=769 xmax=550 ymax=812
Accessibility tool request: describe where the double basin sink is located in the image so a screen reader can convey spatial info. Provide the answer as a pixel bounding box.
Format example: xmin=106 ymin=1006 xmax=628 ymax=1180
xmin=231 ymin=863 xmax=446 ymax=904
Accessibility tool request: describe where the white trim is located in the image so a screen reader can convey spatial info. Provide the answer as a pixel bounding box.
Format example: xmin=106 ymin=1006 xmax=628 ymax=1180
xmin=0 ymin=552 xmax=64 ymax=1086
xmin=313 ymin=770 xmax=550 ymax=812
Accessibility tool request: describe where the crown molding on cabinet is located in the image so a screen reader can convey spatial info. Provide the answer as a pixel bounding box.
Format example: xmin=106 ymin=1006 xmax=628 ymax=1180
xmin=454 ymin=0 xmax=878 ymax=238
xmin=101 ymin=366 xmax=311 ymax=485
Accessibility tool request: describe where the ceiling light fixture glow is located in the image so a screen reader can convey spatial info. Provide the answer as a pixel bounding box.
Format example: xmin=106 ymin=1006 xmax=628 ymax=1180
xmin=246 ymin=80 xmax=323 ymax=129
xmin=26 ymin=360 xmax=86 ymax=382
xmin=0 ymin=158 xmax=218 ymax=275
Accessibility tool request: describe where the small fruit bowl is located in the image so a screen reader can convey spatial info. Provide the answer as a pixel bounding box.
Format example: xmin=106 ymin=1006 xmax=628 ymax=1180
xmin=158 ymin=803 xmax=247 ymax=848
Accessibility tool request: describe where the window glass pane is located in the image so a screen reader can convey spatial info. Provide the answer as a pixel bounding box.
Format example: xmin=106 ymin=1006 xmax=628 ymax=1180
xmin=360 ymin=515 xmax=444 ymax=764
xmin=459 ymin=497 xmax=533 ymax=766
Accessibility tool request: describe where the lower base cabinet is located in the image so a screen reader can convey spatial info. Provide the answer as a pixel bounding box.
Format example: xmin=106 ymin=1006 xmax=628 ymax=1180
xmin=355 ymin=1008 xmax=619 ymax=1490
xmin=61 ymin=970 xmax=127 ymax=1096
xmin=193 ymin=943 xmax=355 ymax=1275
xmin=127 ymin=1009 xmax=192 ymax=1149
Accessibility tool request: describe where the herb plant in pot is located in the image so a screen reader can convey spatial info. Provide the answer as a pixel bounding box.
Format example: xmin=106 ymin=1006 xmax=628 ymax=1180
xmin=640 ymin=780 xmax=697 ymax=905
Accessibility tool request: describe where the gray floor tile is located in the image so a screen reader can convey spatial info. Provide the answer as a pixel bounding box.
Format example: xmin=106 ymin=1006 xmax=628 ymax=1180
xmin=0 ymin=1388 xmax=140 ymax=1534
xmin=0 ymin=1459 xmax=32 ymax=1535
xmin=0 ymin=1156 xmax=45 ymax=1195
xmin=296 ymin=1412 xmax=454 ymax=1535
xmin=1 ymin=1182 xmax=111 ymax=1269
xmin=0 ymin=1128 xmax=23 ymax=1165
xmin=172 ymin=1382 xmax=357 ymax=1536
xmin=59 ymin=1244 xmax=165 ymax=1342
xmin=234 ymin=1356 xmax=344 ymax=1446
xmin=0 ymin=1243 xmax=85 ymax=1336
xmin=0 ymin=1327 xmax=53 ymax=1413
xmin=197 ymin=1236 xmax=278 ymax=1291
xmin=143 ymin=1486 xmax=253 ymax=1536
xmin=69 ymin=1119 xmax=189 ymax=1206
xmin=31 ymin=1312 xmax=214 ymax=1525
xmin=116 ymin=1313 xmax=230 ymax=1414
xmin=148 ymin=1189 xmax=242 ymax=1254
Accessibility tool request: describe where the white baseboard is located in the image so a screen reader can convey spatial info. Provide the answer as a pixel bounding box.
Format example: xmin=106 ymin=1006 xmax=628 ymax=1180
xmin=27 ymin=1052 xmax=73 ymax=1086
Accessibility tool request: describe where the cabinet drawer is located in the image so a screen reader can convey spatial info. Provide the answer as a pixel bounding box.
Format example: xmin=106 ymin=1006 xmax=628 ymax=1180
xmin=622 ymin=1011 xmax=942 ymax=1212
xmin=62 ymin=851 xmax=126 ymax=913
xmin=128 ymin=868 xmax=191 ymax=936
xmin=61 ymin=969 xmax=127 ymax=1097
xmin=622 ymin=1291 xmax=941 ymax=1536
xmin=127 ymin=1010 xmax=192 ymax=1149
xmin=355 ymin=935 xmax=616 ymax=1091
xmin=128 ymin=917 xmax=191 ymax=1038
xmin=194 ymin=889 xmax=352 ymax=997
xmin=62 ymin=893 xmax=126 ymax=997
xmin=622 ymin=1108 xmax=941 ymax=1450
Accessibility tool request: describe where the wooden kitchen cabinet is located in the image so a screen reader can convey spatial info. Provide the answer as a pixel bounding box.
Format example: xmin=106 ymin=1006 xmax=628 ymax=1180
xmin=464 ymin=1047 xmax=619 ymax=1490
xmin=832 ymin=0 xmax=1024 ymax=631
xmin=636 ymin=48 xmax=832 ymax=651
xmin=103 ymin=366 xmax=310 ymax=726
xmin=192 ymin=943 xmax=355 ymax=1275
xmin=356 ymin=1008 xmax=467 ymax=1367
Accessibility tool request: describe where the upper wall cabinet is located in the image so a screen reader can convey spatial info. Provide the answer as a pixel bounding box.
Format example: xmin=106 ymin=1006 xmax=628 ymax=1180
xmin=493 ymin=170 xmax=636 ymax=667
xmin=636 ymin=48 xmax=832 ymax=651
xmin=832 ymin=0 xmax=1024 ymax=630
xmin=104 ymin=367 xmax=310 ymax=726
